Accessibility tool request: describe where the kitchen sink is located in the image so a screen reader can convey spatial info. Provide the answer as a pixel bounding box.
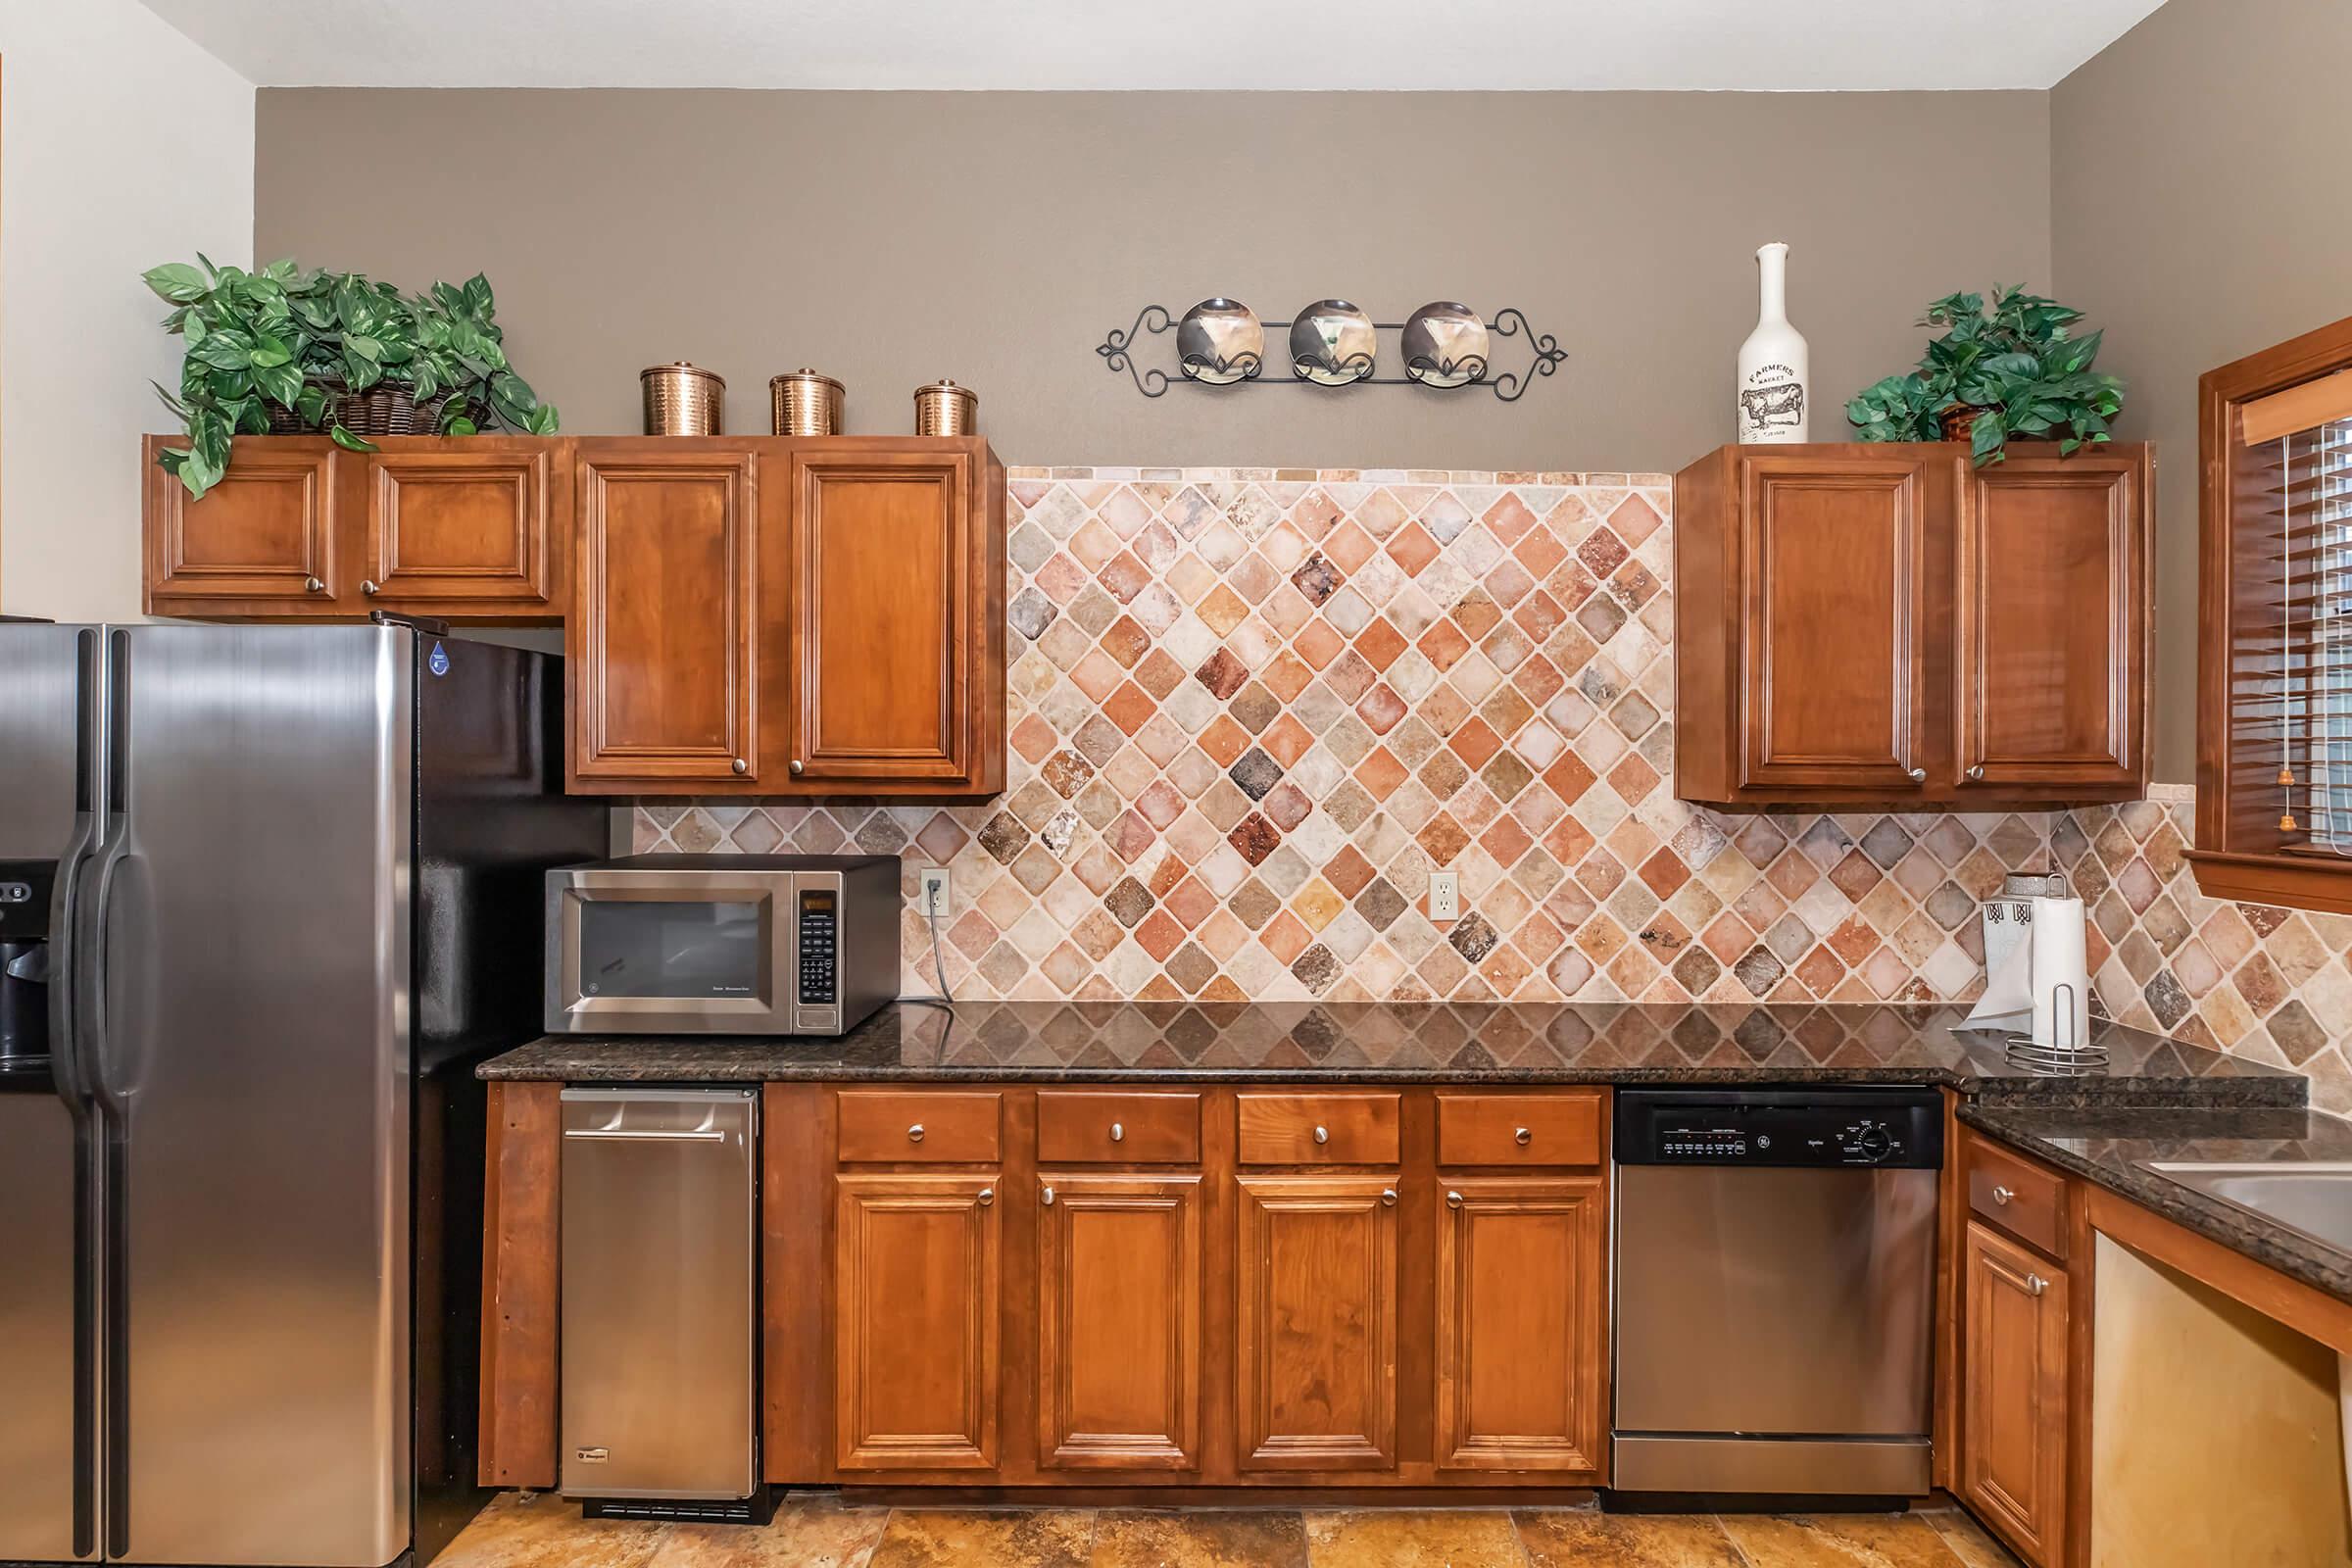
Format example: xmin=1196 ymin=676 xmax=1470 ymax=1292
xmin=2138 ymin=1162 xmax=2352 ymax=1259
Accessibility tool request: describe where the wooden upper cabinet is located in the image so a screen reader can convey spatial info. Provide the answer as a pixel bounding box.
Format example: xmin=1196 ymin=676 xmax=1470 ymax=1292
xmin=1958 ymin=451 xmax=2147 ymax=791
xmin=1035 ymin=1173 xmax=1202 ymax=1472
xmin=1235 ymin=1174 xmax=1398 ymax=1472
xmin=1961 ymin=1219 xmax=2071 ymax=1568
xmin=568 ymin=444 xmax=760 ymax=787
xmin=1676 ymin=441 xmax=2149 ymax=808
xmin=354 ymin=442 xmax=565 ymax=616
xmin=785 ymin=442 xmax=1004 ymax=790
xmin=833 ymin=1172 xmax=1002 ymax=1472
xmin=144 ymin=436 xmax=341 ymax=614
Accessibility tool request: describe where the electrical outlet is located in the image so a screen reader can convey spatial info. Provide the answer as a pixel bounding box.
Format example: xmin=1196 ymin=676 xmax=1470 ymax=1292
xmin=1429 ymin=870 xmax=1460 ymax=922
xmin=918 ymin=867 xmax=952 ymax=918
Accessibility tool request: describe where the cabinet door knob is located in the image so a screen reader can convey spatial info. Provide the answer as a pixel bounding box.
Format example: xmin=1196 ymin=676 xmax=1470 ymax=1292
xmin=1380 ymin=1188 xmax=1397 ymax=1206
xmin=906 ymin=1123 xmax=924 ymax=1143
xmin=1109 ymin=1122 xmax=1124 ymax=1143
xmin=2025 ymin=1272 xmax=2048 ymax=1297
xmin=1907 ymin=766 xmax=1928 ymax=784
xmin=1041 ymin=1185 xmax=1055 ymax=1206
xmin=303 ymin=575 xmax=325 ymax=594
xmin=789 ymin=760 xmax=805 ymax=776
xmin=1514 ymin=1127 xmax=1533 ymax=1147
xmin=1991 ymin=1185 xmax=2014 ymax=1205
xmin=360 ymin=579 xmax=380 ymax=596
xmin=731 ymin=758 xmax=750 ymax=775
xmin=976 ymin=1187 xmax=994 ymax=1207
xmin=1446 ymin=1190 xmax=1464 ymax=1208
xmin=1967 ymin=763 xmax=1986 ymax=782
xmin=1312 ymin=1124 xmax=1329 ymax=1145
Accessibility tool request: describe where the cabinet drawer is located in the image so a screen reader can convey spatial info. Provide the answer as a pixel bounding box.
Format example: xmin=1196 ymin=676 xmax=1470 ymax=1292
xmin=1237 ymin=1093 xmax=1400 ymax=1165
xmin=1437 ymin=1093 xmax=1602 ymax=1167
xmin=1967 ymin=1136 xmax=2068 ymax=1261
xmin=1037 ymin=1091 xmax=1201 ymax=1163
xmin=838 ymin=1091 xmax=1002 ymax=1163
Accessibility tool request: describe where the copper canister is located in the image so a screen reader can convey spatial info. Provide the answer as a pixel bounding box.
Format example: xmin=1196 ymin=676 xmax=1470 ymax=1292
xmin=770 ymin=368 xmax=845 ymax=436
xmin=640 ymin=362 xmax=724 ymax=435
xmin=912 ymin=379 xmax=978 ymax=437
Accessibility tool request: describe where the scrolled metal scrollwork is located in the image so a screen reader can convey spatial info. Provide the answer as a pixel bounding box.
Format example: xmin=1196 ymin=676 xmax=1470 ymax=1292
xmin=1485 ymin=308 xmax=1566 ymax=403
xmin=1096 ymin=304 xmax=1175 ymax=398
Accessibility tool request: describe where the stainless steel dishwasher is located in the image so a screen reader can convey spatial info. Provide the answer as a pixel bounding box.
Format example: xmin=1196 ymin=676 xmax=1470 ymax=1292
xmin=1611 ymin=1087 xmax=1942 ymax=1501
xmin=560 ymin=1088 xmax=771 ymax=1521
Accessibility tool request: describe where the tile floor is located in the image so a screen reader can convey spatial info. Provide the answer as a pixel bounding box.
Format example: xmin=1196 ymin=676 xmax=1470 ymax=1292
xmin=437 ymin=1491 xmax=2024 ymax=1568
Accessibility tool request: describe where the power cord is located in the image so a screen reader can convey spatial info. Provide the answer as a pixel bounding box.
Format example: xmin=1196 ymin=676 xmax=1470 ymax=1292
xmin=899 ymin=891 xmax=957 ymax=1012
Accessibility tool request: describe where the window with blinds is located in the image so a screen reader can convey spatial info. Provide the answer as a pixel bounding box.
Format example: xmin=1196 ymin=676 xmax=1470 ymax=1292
xmin=2196 ymin=324 xmax=2352 ymax=913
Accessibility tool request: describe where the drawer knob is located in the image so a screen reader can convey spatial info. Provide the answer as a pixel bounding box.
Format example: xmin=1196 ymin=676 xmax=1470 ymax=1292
xmin=2025 ymin=1272 xmax=2048 ymax=1297
xmin=976 ymin=1187 xmax=994 ymax=1207
xmin=361 ymin=579 xmax=380 ymax=596
xmin=789 ymin=760 xmax=805 ymax=776
xmin=907 ymin=1123 xmax=924 ymax=1143
xmin=1446 ymin=1190 xmax=1464 ymax=1208
xmin=1041 ymin=1185 xmax=1055 ymax=1206
xmin=1110 ymin=1121 xmax=1124 ymax=1143
xmin=732 ymin=758 xmax=750 ymax=776
xmin=1907 ymin=766 xmax=1928 ymax=784
xmin=1313 ymin=1124 xmax=1329 ymax=1146
xmin=1515 ymin=1126 xmax=1533 ymax=1146
xmin=303 ymin=575 xmax=325 ymax=594
xmin=1967 ymin=763 xmax=1986 ymax=782
xmin=1991 ymin=1184 xmax=2014 ymax=1205
xmin=1381 ymin=1188 xmax=1397 ymax=1206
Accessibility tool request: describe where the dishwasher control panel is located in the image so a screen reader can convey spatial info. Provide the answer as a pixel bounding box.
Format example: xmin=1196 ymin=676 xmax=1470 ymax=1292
xmin=1613 ymin=1088 xmax=1942 ymax=1169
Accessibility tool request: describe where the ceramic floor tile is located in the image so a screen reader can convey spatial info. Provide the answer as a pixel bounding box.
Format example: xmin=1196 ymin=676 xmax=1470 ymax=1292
xmin=1513 ymin=1509 xmax=1745 ymax=1568
xmin=433 ymin=1492 xmax=669 ymax=1568
xmin=865 ymin=1508 xmax=1097 ymax=1568
xmin=1918 ymin=1510 xmax=2024 ymax=1568
xmin=1717 ymin=1512 xmax=1968 ymax=1568
xmin=648 ymin=1494 xmax=890 ymax=1568
xmin=1089 ymin=1508 xmax=1309 ymax=1568
xmin=1302 ymin=1508 xmax=1529 ymax=1568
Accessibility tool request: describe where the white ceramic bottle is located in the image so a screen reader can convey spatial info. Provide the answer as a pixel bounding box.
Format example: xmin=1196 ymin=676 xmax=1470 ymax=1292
xmin=1736 ymin=242 xmax=1810 ymax=443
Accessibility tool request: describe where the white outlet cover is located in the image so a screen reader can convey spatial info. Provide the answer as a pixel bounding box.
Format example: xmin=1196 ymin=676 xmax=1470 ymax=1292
xmin=919 ymin=868 xmax=951 ymax=915
xmin=1429 ymin=871 xmax=1459 ymax=922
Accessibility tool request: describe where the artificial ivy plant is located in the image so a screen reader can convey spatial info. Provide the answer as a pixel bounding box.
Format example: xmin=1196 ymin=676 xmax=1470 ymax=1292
xmin=144 ymin=255 xmax=559 ymax=499
xmin=1845 ymin=285 xmax=2125 ymax=465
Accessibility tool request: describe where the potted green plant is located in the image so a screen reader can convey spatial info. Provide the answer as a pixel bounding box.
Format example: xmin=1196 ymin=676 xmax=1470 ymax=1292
xmin=1845 ymin=285 xmax=2125 ymax=465
xmin=144 ymin=255 xmax=560 ymax=499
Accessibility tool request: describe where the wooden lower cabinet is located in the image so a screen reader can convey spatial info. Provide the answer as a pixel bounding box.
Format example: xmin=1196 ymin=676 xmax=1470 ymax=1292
xmin=1235 ymin=1174 xmax=1399 ymax=1472
xmin=1035 ymin=1173 xmax=1202 ymax=1471
xmin=832 ymin=1172 xmax=1003 ymax=1471
xmin=1961 ymin=1218 xmax=2071 ymax=1566
xmin=1434 ymin=1177 xmax=1606 ymax=1475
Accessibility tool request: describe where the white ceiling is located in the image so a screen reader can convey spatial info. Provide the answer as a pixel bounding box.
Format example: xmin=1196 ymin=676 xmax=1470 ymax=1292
xmin=137 ymin=0 xmax=2165 ymax=92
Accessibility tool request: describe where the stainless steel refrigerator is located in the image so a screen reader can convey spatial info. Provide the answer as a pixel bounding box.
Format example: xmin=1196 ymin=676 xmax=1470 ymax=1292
xmin=0 ymin=619 xmax=609 ymax=1567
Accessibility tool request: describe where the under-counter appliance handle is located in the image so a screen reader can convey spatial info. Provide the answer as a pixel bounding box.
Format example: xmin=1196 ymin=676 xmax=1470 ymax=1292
xmin=562 ymin=1126 xmax=731 ymax=1143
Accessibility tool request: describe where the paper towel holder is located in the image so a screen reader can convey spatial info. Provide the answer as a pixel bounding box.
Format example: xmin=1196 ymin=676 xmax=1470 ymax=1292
xmin=2004 ymin=980 xmax=2110 ymax=1074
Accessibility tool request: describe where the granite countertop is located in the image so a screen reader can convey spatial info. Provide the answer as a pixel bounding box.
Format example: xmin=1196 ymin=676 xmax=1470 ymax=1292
xmin=1961 ymin=1102 xmax=2352 ymax=1302
xmin=481 ymin=1000 xmax=2303 ymax=1107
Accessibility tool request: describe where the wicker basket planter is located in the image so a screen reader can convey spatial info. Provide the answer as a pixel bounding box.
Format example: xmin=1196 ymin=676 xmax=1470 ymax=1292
xmin=263 ymin=378 xmax=483 ymax=437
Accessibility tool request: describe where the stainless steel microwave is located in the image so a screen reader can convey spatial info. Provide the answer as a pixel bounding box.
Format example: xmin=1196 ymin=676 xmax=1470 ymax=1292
xmin=545 ymin=855 xmax=900 ymax=1037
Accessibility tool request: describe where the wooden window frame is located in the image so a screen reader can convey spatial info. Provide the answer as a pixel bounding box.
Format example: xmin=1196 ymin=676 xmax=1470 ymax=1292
xmin=2192 ymin=314 xmax=2352 ymax=912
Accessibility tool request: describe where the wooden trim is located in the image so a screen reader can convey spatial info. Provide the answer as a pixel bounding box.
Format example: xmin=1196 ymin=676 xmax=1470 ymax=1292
xmin=762 ymin=1084 xmax=832 ymax=1483
xmin=1933 ymin=1090 xmax=1961 ymax=1494
xmin=2185 ymin=848 xmax=2352 ymax=915
xmin=2083 ymin=1183 xmax=2352 ymax=1356
xmin=476 ymin=1081 xmax=561 ymax=1489
xmin=2240 ymin=367 xmax=2352 ymax=446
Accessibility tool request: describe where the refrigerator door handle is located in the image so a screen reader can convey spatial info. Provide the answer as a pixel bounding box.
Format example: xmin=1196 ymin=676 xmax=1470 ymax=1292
xmin=85 ymin=631 xmax=134 ymax=1560
xmin=48 ymin=627 xmax=103 ymax=1107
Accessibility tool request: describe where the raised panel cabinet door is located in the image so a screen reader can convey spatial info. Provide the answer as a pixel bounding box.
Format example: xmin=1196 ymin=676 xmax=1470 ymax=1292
xmin=1739 ymin=453 xmax=1931 ymax=789
xmin=1434 ymin=1177 xmax=1606 ymax=1475
xmin=1235 ymin=1174 xmax=1398 ymax=1471
xmin=569 ymin=450 xmax=759 ymax=785
xmin=1036 ymin=1174 xmax=1201 ymax=1471
xmin=144 ymin=436 xmax=341 ymax=611
xmin=1957 ymin=449 xmax=2146 ymax=791
xmin=787 ymin=448 xmax=977 ymax=784
xmin=834 ymin=1172 xmax=1002 ymax=1471
xmin=1961 ymin=1220 xmax=2069 ymax=1567
xmin=360 ymin=444 xmax=562 ymax=614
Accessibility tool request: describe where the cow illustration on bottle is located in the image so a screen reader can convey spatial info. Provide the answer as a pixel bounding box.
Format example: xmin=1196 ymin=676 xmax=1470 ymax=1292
xmin=1740 ymin=378 xmax=1806 ymax=433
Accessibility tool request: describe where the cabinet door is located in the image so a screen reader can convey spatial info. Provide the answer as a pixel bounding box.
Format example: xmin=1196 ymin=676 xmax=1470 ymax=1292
xmin=1962 ymin=1220 xmax=2069 ymax=1566
xmin=1235 ymin=1174 xmax=1397 ymax=1471
xmin=786 ymin=447 xmax=980 ymax=784
xmin=569 ymin=449 xmax=759 ymax=786
xmin=357 ymin=444 xmax=563 ymax=616
xmin=1434 ymin=1177 xmax=1606 ymax=1475
xmin=834 ymin=1173 xmax=1001 ymax=1471
xmin=1739 ymin=453 xmax=1931 ymax=789
xmin=1036 ymin=1174 xmax=1201 ymax=1471
xmin=144 ymin=436 xmax=341 ymax=612
xmin=1957 ymin=450 xmax=2145 ymax=791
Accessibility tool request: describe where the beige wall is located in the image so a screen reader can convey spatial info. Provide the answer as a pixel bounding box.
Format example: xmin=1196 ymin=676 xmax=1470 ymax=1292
xmin=0 ymin=0 xmax=254 ymax=620
xmin=253 ymin=89 xmax=2050 ymax=479
xmin=2053 ymin=0 xmax=2352 ymax=782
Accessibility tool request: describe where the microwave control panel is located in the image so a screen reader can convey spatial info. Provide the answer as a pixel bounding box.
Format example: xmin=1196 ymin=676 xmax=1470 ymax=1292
xmin=797 ymin=889 xmax=838 ymax=1006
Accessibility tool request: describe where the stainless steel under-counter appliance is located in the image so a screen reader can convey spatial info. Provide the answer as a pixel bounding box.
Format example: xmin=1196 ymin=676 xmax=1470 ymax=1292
xmin=1611 ymin=1087 xmax=1942 ymax=1500
xmin=545 ymin=855 xmax=899 ymax=1037
xmin=559 ymin=1088 xmax=769 ymax=1522
xmin=0 ymin=619 xmax=610 ymax=1567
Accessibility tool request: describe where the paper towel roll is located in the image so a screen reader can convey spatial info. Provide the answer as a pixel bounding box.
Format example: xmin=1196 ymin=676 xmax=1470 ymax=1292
xmin=2028 ymin=894 xmax=2090 ymax=1049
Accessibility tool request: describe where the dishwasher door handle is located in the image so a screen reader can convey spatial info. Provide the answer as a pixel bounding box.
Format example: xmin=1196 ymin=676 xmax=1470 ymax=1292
xmin=563 ymin=1126 xmax=731 ymax=1143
